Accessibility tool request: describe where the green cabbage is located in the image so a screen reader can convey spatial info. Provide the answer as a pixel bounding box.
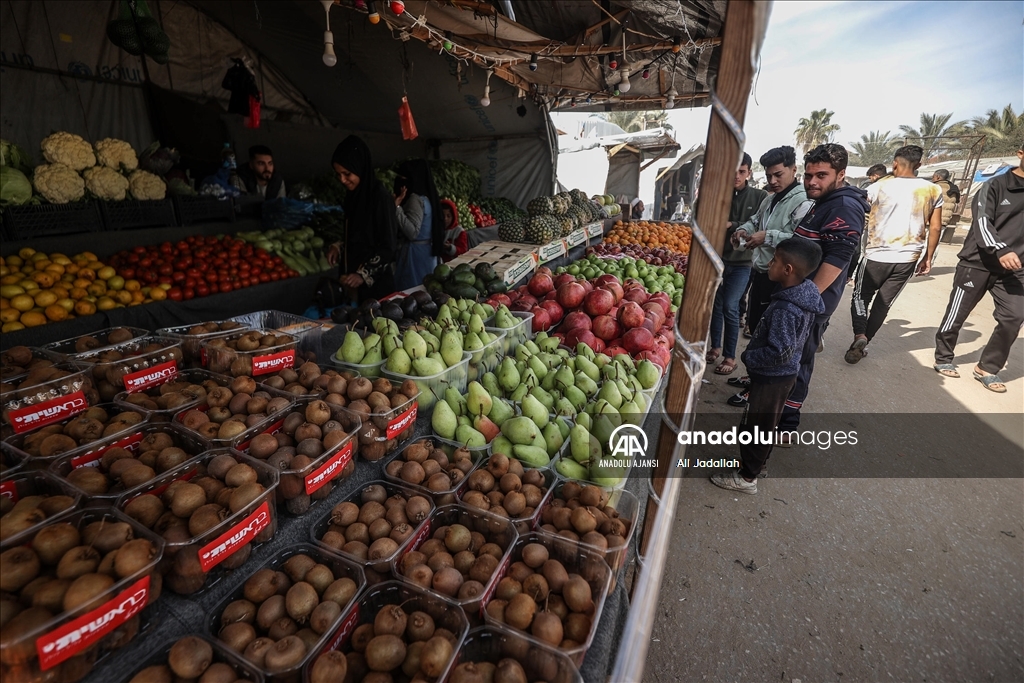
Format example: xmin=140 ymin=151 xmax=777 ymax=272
xmin=0 ymin=139 xmax=33 ymax=175
xmin=0 ymin=166 xmax=32 ymax=206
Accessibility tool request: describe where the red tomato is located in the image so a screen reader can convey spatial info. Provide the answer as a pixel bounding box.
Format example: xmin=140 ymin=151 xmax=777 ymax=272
xmin=258 ymin=272 xmax=270 ymax=283
xmin=196 ymin=284 xmax=210 ymax=297
xmin=158 ymin=264 xmax=173 ymax=276
xmin=208 ymin=282 xmax=219 ymax=294
xmin=205 ymin=272 xmax=218 ymax=283
xmin=132 ymin=245 xmax=146 ymax=254
xmin=121 ymin=268 xmax=136 ymax=279
xmin=171 ymin=271 xmax=186 ymax=283
xmin=167 ymin=287 xmax=183 ymax=301
xmin=183 ymin=288 xmax=195 ymax=300
xmin=158 ymin=276 xmax=173 ymax=285
xmin=184 ymin=277 xmax=196 ymax=289
xmin=160 ymin=242 xmax=173 ymax=254
xmin=220 ymin=282 xmax=233 ymax=293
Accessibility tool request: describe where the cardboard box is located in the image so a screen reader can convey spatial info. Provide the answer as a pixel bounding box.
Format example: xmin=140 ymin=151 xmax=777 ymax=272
xmin=537 ymin=239 xmax=567 ymax=263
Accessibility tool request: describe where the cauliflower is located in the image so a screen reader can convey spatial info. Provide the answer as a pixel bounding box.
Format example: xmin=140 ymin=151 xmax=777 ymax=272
xmin=33 ymin=163 xmax=86 ymax=204
xmin=128 ymin=169 xmax=166 ymax=201
xmin=83 ymin=166 xmax=129 ymax=201
xmin=93 ymin=138 xmax=138 ymax=171
xmin=40 ymin=132 xmax=95 ymax=171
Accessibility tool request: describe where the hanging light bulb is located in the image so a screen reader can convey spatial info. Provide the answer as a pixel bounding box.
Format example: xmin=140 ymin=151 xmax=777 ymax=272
xmin=367 ymin=0 xmax=380 ymax=23
xmin=390 ymin=0 xmax=405 ymax=15
xmin=642 ymin=68 xmax=650 ymax=79
xmin=480 ymin=69 xmax=493 ymax=107
xmin=443 ymin=31 xmax=453 ymax=51
xmin=618 ymin=67 xmax=630 ymax=93
xmin=529 ymin=54 xmax=538 ymax=71
xmin=585 ymin=94 xmax=593 ymax=104
xmin=608 ymin=55 xmax=618 ymax=70
xmin=320 ymin=1 xmax=337 ymax=67
xmin=664 ymin=86 xmax=677 ymax=110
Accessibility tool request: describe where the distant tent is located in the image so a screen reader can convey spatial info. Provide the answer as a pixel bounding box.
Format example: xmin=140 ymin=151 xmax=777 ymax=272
xmin=974 ymin=163 xmax=1012 ymax=183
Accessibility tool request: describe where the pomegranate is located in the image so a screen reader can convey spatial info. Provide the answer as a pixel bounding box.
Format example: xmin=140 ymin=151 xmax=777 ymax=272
xmin=591 ymin=315 xmax=621 ymax=341
xmin=583 ymin=289 xmax=615 ymax=316
xmin=553 ymin=273 xmax=576 ymax=288
xmin=618 ymin=301 xmax=645 ymax=329
xmin=556 ymin=282 xmax=586 ymax=310
xmin=530 ymin=307 xmax=552 ymax=331
xmin=562 ymin=311 xmax=592 ymax=332
xmin=600 ymin=281 xmax=624 ymax=304
xmin=623 ymin=327 xmax=655 ymax=354
xmin=539 ymin=300 xmax=564 ymax=325
xmin=528 ymin=273 xmax=555 ymax=297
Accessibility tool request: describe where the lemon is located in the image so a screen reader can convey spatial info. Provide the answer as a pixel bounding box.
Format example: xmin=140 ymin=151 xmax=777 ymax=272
xmin=0 ymin=285 xmax=26 ymax=299
xmin=97 ymin=266 xmax=116 ymax=280
xmin=33 ymin=291 xmax=58 ymax=307
xmin=56 ymin=298 xmax=75 ymax=312
xmin=97 ymin=296 xmax=117 ymax=311
xmin=44 ymin=305 xmax=67 ymax=322
xmin=74 ymin=300 xmax=97 ymax=316
xmin=0 ymin=308 xmax=21 ymax=323
xmin=10 ymin=294 xmax=34 ymax=312
xmin=19 ymin=311 xmax=46 ymax=327
xmin=18 ymin=248 xmax=36 ymax=260
xmin=18 ymin=280 xmax=39 ymax=292
xmin=107 ymin=275 xmax=125 ymax=291
xmin=2 ymin=321 xmax=25 ymax=332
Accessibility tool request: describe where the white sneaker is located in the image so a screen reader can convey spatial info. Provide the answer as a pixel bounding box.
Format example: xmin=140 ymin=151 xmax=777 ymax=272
xmin=710 ymin=471 xmax=757 ymax=495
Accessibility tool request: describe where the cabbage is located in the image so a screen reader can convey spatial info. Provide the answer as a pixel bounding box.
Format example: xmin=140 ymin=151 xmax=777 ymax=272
xmin=0 ymin=166 xmax=32 ymax=206
xmin=0 ymin=139 xmax=34 ymax=175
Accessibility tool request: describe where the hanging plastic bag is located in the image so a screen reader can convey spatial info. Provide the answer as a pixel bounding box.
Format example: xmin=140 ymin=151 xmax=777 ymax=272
xmin=246 ymin=94 xmax=262 ymax=129
xmin=398 ymin=96 xmax=418 ymax=140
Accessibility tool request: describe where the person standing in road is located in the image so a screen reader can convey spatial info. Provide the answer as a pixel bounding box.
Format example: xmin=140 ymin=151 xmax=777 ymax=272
xmin=933 ymin=143 xmax=1024 ymax=394
xmin=845 ymin=146 xmax=944 ymax=364
xmin=707 ymin=152 xmax=768 ymax=376
xmin=846 ymin=164 xmax=889 ymax=285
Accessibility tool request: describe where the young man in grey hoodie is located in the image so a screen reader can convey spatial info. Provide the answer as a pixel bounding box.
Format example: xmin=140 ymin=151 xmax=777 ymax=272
xmin=725 ymin=146 xmax=815 ymax=402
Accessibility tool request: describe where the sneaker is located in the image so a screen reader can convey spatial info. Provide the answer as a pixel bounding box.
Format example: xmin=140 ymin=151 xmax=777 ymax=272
xmin=710 ymin=471 xmax=757 ymax=495
xmin=727 ymin=375 xmax=751 ymax=388
xmin=844 ymin=338 xmax=868 ymax=364
xmin=727 ymin=390 xmax=749 ymax=407
xmin=817 ymin=337 xmax=825 ymax=353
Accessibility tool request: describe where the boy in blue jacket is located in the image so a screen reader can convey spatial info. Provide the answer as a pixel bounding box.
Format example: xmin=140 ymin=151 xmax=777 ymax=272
xmin=712 ymin=237 xmax=825 ymax=494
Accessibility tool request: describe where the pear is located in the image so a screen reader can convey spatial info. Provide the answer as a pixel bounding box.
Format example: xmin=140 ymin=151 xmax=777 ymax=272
xmin=591 ymin=412 xmax=621 ymax=448
xmin=594 ymin=353 xmax=611 ymax=368
xmin=512 ymin=444 xmax=550 ymax=468
xmin=466 ymin=382 xmax=493 ymax=417
xmin=509 ymin=383 xmax=529 ymax=402
xmin=597 ymin=381 xmax=623 ymax=410
xmin=554 ymin=396 xmax=577 ymax=418
xmin=529 ymin=386 xmax=554 ymax=411
xmin=491 ymin=434 xmax=514 ymax=458
xmin=488 ymin=399 xmax=514 ymax=427
xmin=382 ymin=332 xmax=401 ymax=357
xmin=464 ymin=331 xmax=484 ymax=354
xmin=521 ymin=394 xmax=549 ymax=429
xmin=432 ymin=399 xmax=458 ymax=439
xmin=553 ymin=366 xmax=575 ymax=393
xmin=445 ymin=387 xmax=467 ymax=417
xmin=472 ymin=415 xmax=500 ymax=443
xmin=555 ymin=416 xmax=571 ymax=439
xmin=362 ymin=337 xmax=382 ymax=364
xmin=436 ymin=304 xmax=455 ymax=326
xmin=619 ymin=400 xmax=645 ymax=426
xmin=575 ymin=356 xmax=600 ymax=383
xmin=457 ymin=415 xmax=472 ymax=429
xmin=500 ymin=417 xmax=540 ymax=446
xmin=441 ymin=330 xmax=464 ymax=367
xmin=428 ymin=352 xmax=444 ymax=365
xmin=576 ymin=343 xmax=596 ymax=362
xmin=456 ymin=424 xmax=487 ymax=448
xmin=524 ymin=340 xmax=540 ymax=355
xmin=575 ymin=411 xmax=592 ymax=432
xmin=627 ymin=374 xmax=646 ymax=395
xmin=563 ymin=385 xmax=587 ymax=412
xmin=574 ymin=372 xmax=599 ymax=398
xmin=515 ymin=345 xmax=532 ymax=363
xmin=613 ymin=354 xmax=635 ymax=371
xmin=537 ymin=336 xmax=561 ymax=353
xmin=421 ymin=331 xmax=441 ymax=355
xmin=481 ymin=371 xmax=502 ymax=398
xmin=527 ymin=355 xmax=548 ymax=380
xmin=542 ymin=422 xmax=564 ymax=455
xmin=386 ymin=347 xmax=412 ymax=374
xmin=338 ymin=331 xmax=365 ymax=364
xmin=555 ymin=457 xmax=589 ymax=480
xmin=540 ymin=369 xmax=557 ymax=392
xmin=520 ymin=368 xmax=539 ymax=390
xmin=497 ymin=357 xmax=521 ymax=394
xmin=468 ymin=313 xmax=484 ymax=334
xmin=569 ymin=424 xmax=592 ymax=464
xmin=404 ymin=330 xmax=428 ymax=360
xmin=412 ymin=357 xmax=445 ymax=376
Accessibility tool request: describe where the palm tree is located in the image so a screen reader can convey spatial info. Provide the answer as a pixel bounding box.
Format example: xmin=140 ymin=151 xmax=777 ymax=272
xmin=850 ymin=130 xmax=899 ymax=166
xmin=603 ymin=110 xmax=673 ymax=133
xmin=898 ymin=113 xmax=966 ymax=158
xmin=794 ymin=109 xmax=840 ymax=153
xmin=971 ymin=104 xmax=1024 ymax=156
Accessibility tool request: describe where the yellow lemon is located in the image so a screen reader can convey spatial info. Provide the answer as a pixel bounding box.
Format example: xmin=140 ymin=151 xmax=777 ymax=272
xmin=97 ymin=296 xmax=117 ymax=311
xmin=18 ymin=248 xmax=36 ymax=260
xmin=44 ymin=305 xmax=67 ymax=321
xmin=0 ymin=285 xmax=26 ymax=298
xmin=87 ymin=282 xmax=107 ymax=297
xmin=51 ymin=254 xmax=71 ymax=265
xmin=18 ymin=280 xmax=39 ymax=292
xmin=69 ymin=287 xmax=88 ymax=300
xmin=125 ymin=280 xmax=141 ymax=293
xmin=6 ymin=255 xmax=23 ymax=267
xmin=56 ymin=298 xmax=75 ymax=312
xmin=74 ymin=300 xmax=97 ymax=316
xmin=114 ymin=290 xmax=132 ymax=305
xmin=10 ymin=294 xmax=34 ymax=312
xmin=30 ymin=252 xmax=49 ymax=262
xmin=107 ymin=276 xmax=125 ymax=291
xmin=149 ymin=287 xmax=167 ymax=301
xmin=31 ymin=272 xmax=56 ymax=288
xmin=1 ymin=308 xmax=21 ymax=323
xmin=33 ymin=291 xmax=58 ymax=307
xmin=2 ymin=321 xmax=25 ymax=333
xmin=19 ymin=311 xmax=47 ymax=327
xmin=0 ymin=275 xmax=22 ymax=286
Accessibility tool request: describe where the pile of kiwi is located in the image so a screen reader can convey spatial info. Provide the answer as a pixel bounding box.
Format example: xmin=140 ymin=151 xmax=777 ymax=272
xmin=120 ymin=451 xmax=275 ymax=595
xmin=0 ymin=513 xmax=160 ymax=681
xmin=449 ymin=657 xmax=536 ymax=683
xmin=459 ymin=454 xmax=550 ymax=526
xmin=129 ymin=635 xmax=252 ymax=683
xmin=67 ymin=327 xmax=140 ymax=355
xmin=215 ymin=548 xmax=361 ymax=675
xmin=331 ymin=377 xmax=420 ymax=462
xmin=117 ymin=373 xmax=214 ymax=414
xmin=396 ymin=512 xmax=514 ymax=603
xmin=317 ymin=483 xmax=432 ymax=581
xmin=78 ymin=339 xmax=185 ymax=402
xmin=1 ymin=362 xmax=98 ymax=425
xmin=308 ymin=600 xmax=461 ymax=683
xmin=1 ymin=346 xmax=51 ymax=377
xmin=537 ymin=483 xmax=630 ymax=554
xmin=245 ymin=398 xmax=357 ymax=515
xmin=258 ymin=361 xmax=353 ymax=397
xmin=185 ymin=321 xmax=246 ymax=337
xmin=175 ymin=321 xmax=246 ymax=367
xmin=0 ymin=475 xmax=77 ymax=542
xmin=176 ymin=375 xmax=293 ymax=442
xmin=483 ymin=540 xmax=600 ymax=651
xmin=204 ymin=330 xmax=297 ymax=377
xmin=383 ymin=439 xmax=476 ymax=503
xmin=56 ymin=426 xmax=203 ymax=500
xmin=9 ymin=405 xmax=145 ymax=460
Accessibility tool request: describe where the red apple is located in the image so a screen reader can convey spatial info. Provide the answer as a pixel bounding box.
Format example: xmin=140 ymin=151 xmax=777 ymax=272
xmin=623 ymin=327 xmax=655 ymax=354
xmin=591 ymin=315 xmax=621 ymax=341
xmin=562 ymin=311 xmax=592 ymax=332
xmin=600 ymin=281 xmax=624 ymax=304
xmin=556 ymin=282 xmax=586 ymax=310
xmin=539 ymin=300 xmax=564 ymax=325
xmin=553 ymin=273 xmax=576 ymax=288
xmin=618 ymin=301 xmax=645 ymax=329
xmin=583 ymin=288 xmax=615 ymax=316
xmin=528 ymin=272 xmax=555 ymax=297
xmin=531 ymin=307 xmax=552 ymax=331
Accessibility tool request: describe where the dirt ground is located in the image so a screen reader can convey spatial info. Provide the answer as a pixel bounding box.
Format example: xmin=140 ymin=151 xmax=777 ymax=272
xmin=643 ymin=236 xmax=1024 ymax=683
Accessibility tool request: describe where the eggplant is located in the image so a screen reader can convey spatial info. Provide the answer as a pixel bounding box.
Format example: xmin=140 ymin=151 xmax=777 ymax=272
xmin=419 ymin=301 xmax=438 ymax=318
xmin=382 ymin=302 xmax=404 ymax=321
xmin=400 ymin=296 xmax=419 ymax=318
xmin=411 ymin=290 xmax=432 ymax=307
xmin=330 ymin=306 xmax=351 ymax=324
xmin=432 ymin=292 xmax=451 ymax=307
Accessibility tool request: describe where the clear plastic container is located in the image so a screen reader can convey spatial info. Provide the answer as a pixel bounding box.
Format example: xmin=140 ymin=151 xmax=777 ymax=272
xmin=255 ymin=363 xmax=356 ymax=399
xmin=481 ymin=531 xmax=612 ymax=665
xmin=207 ymin=543 xmax=365 ymax=682
xmin=0 ymin=441 xmax=26 ymax=478
xmin=1 ymin=363 xmax=98 ymax=435
xmin=0 ymin=470 xmax=82 ymax=547
xmin=203 ymin=329 xmax=300 ymax=378
xmin=467 ymin=329 xmax=506 ymax=382
xmin=488 ymin=310 xmax=534 ymax=355
xmin=72 ymin=336 xmax=184 ymax=402
xmin=0 ymin=507 xmax=165 ymax=683
xmin=334 ymin=388 xmax=419 ymax=462
xmin=229 ymin=309 xmax=324 ymax=364
xmin=309 ymin=480 xmax=434 ymax=583
xmin=328 ymin=328 xmax=385 ymax=379
xmin=455 ymin=625 xmax=584 ymax=683
xmin=116 ymin=447 xmax=279 ymax=596
xmin=50 ymin=421 xmax=210 ymax=505
xmin=302 ymin=580 xmax=468 ymax=683
xmin=382 ymin=351 xmax=471 ymax=414
xmin=2 ymin=401 xmax=147 ymax=467
xmin=457 ymin=456 xmax=556 ymax=534
xmin=391 ymin=503 xmax=517 ymax=623
xmin=122 ymin=634 xmax=264 ymax=683
xmin=239 ymin=396 xmax=360 ymax=517
xmin=538 ymin=481 xmax=638 ymax=573
xmin=40 ymin=326 xmax=151 ymax=360
xmin=382 ymin=436 xmax=484 ymax=507
xmin=1 ymin=346 xmax=64 ymax=381
xmin=548 ymin=453 xmax=631 ymax=492
xmin=113 ymin=368 xmax=230 ymax=423
xmin=171 ymin=376 xmax=296 ymax=448
xmin=156 ymin=320 xmax=250 ymax=368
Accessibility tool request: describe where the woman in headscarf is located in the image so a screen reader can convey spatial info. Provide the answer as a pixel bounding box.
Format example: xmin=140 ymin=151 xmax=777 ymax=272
xmin=326 ymin=136 xmax=398 ymax=300
xmin=392 ymin=159 xmax=444 ymax=290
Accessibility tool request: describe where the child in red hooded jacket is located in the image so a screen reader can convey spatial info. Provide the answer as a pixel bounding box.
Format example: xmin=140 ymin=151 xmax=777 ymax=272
xmin=440 ymin=199 xmax=468 ymax=262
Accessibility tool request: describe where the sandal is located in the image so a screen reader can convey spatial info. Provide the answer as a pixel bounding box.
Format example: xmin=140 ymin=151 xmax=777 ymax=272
xmin=706 ymin=348 xmax=721 ymax=363
xmin=973 ymin=368 xmax=1007 ymax=393
xmin=715 ymin=359 xmax=737 ymax=375
xmin=844 ymin=338 xmax=868 ymax=364
xmin=933 ymin=363 xmax=960 ymax=378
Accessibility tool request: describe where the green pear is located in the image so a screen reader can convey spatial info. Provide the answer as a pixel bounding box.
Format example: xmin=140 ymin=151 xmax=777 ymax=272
xmin=362 ymin=338 xmax=382 ymax=364
xmin=594 ymin=353 xmax=611 ymax=368
xmin=445 ymin=387 xmax=467 ymax=416
xmin=385 ymin=348 xmax=412 ymax=374
xmin=457 ymin=415 xmax=471 ymax=429
xmin=515 ymin=345 xmax=532 ymax=363
xmin=520 ymin=368 xmax=539 ymax=389
xmin=416 ymin=386 xmax=435 ymax=410
xmin=436 ymin=304 xmax=455 ymax=326
xmin=576 ymin=343 xmax=596 ymax=362
xmin=521 ymin=394 xmax=549 ymax=429
xmin=488 ymin=398 xmax=514 ymax=427
xmin=412 ymin=357 xmax=445 ymax=376
xmin=371 ymin=317 xmax=389 ymax=336
xmin=529 ymin=385 xmax=555 ymax=411
xmin=540 ymin=369 xmax=557 ymax=392
xmin=613 ymin=354 xmax=635 ymax=371
xmin=468 ymin=313 xmax=484 ymax=334
xmin=598 ymin=381 xmax=623 ymax=409
xmin=491 ymin=434 xmax=514 ymax=458
xmin=511 ymin=444 xmax=550 ymax=468
xmin=382 ymin=332 xmax=401 ymax=357
xmin=404 ymin=330 xmax=427 ymax=360
xmin=554 ymin=396 xmax=577 ymax=417
xmin=627 ymin=375 xmax=645 ymax=395
xmin=574 ymin=372 xmax=599 ymax=397
xmin=509 ymin=383 xmax=529 ymax=402
xmin=467 ymin=381 xmax=493 ymax=417
xmin=497 ymin=357 xmax=521 ymax=394
xmin=563 ymin=385 xmax=587 ymax=412
xmin=592 ymin=412 xmax=620 ymax=447
xmin=501 ymin=416 xmax=540 ymax=446
xmin=524 ymin=340 xmax=540 ymax=355
xmin=575 ymin=411 xmax=592 ymax=431
xmin=575 ymin=356 xmax=600 ymax=383
xmin=441 ymin=330 xmax=464 ymax=367
xmin=570 ymin=424 xmax=592 ymax=463
xmin=421 ymin=331 xmax=440 ymax=355
xmin=636 ymin=359 xmax=661 ymax=390
xmin=555 ymin=416 xmax=571 ymax=439
xmin=555 ymin=457 xmax=589 ymax=480
xmin=600 ymin=363 xmax=621 ymax=382
xmin=619 ymin=400 xmax=645 ymax=425
xmin=553 ymin=366 xmax=575 ymax=392
xmin=534 ymin=330 xmax=548 ymax=342
xmin=481 ymin=371 xmax=501 ymax=398
xmin=456 ymin=424 xmax=487 ymax=448
xmin=537 ymin=336 xmax=561 ymax=353
xmin=527 ymin=355 xmax=548 ymax=380
xmin=432 ymin=399 xmax=458 ymax=439
xmin=464 ymin=331 xmax=483 ymax=353
xmin=339 ymin=331 xmax=365 ymax=364
xmin=542 ymin=422 xmax=564 ymax=455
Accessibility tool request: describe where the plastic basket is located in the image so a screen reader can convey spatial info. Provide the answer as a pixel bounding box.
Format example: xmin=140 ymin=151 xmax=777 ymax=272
xmin=1 ymin=201 xmax=103 ymax=240
xmin=155 ymin=320 xmax=250 ymax=369
xmin=334 ymin=388 xmax=419 ymax=462
xmin=1 ymin=363 xmax=98 ymax=435
xmin=488 ymin=310 xmax=533 ymax=355
xmin=382 ymin=351 xmax=471 ymax=414
xmin=455 ymin=625 xmax=584 ymax=683
xmin=41 ymin=326 xmax=151 ymax=360
xmin=467 ymin=329 xmax=506 ymax=382
xmin=113 ymin=367 xmax=227 ymax=423
xmin=0 ymin=470 xmax=82 ymax=548
xmin=202 ymin=328 xmax=300 ymax=378
xmin=328 ymin=327 xmax=386 ymax=378
xmin=382 ymin=436 xmax=484 ymax=507
xmin=457 ymin=455 xmax=556 ymax=534
xmin=538 ymin=481 xmax=638 ymax=573
xmin=72 ymin=336 xmax=184 ymax=400
xmin=228 ymin=310 xmax=324 ymax=367
xmin=173 ymin=194 xmax=235 ymax=226
xmin=122 ymin=635 xmax=263 ymax=683
xmin=0 ymin=441 xmax=26 ymax=478
xmin=99 ymin=198 xmax=177 ymax=230
xmin=171 ymin=375 xmax=296 ymax=448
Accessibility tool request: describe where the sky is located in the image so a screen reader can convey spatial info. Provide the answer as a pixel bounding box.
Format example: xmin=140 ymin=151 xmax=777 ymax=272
xmin=550 ymin=0 xmax=1023 ymax=197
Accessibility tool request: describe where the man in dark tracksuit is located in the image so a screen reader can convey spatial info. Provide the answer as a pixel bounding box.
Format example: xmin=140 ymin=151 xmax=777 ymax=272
xmin=934 ymin=144 xmax=1024 ymax=393
xmin=779 ymin=144 xmax=869 ymax=432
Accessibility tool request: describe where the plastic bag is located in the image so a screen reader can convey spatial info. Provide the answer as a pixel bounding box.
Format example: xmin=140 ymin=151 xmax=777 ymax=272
xmin=398 ymin=96 xmax=418 ymax=140
xmin=246 ymin=94 xmax=261 ymax=129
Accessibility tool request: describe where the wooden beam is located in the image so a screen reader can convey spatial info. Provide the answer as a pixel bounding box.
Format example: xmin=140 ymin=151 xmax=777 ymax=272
xmin=441 ymin=0 xmax=497 ymax=15
xmin=467 ymin=37 xmax=720 ymax=57
xmin=607 ymin=142 xmax=630 ymax=157
xmin=584 ymin=7 xmax=629 ymax=37
xmin=640 ymin=147 xmax=673 ymax=172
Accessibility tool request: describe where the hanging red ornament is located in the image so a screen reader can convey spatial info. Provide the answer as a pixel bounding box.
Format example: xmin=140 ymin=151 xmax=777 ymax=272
xmin=390 ymin=0 xmax=405 ymax=14
xmin=609 ymin=56 xmax=618 ymax=70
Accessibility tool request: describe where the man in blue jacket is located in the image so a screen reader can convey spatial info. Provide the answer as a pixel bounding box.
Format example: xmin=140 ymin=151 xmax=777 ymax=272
xmin=778 ymin=144 xmax=869 ymax=434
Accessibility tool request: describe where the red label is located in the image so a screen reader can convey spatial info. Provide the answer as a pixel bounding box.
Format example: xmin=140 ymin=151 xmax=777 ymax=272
xmin=122 ymin=360 xmax=178 ymax=393
xmin=326 ymin=603 xmax=360 ymax=653
xmin=200 ymin=348 xmax=208 ymax=366
xmin=407 ymin=519 xmax=432 ymax=554
xmin=237 ymin=417 xmax=284 ymax=451
xmin=479 ymin=553 xmax=512 ymax=618
xmin=305 ymin=440 xmax=353 ymax=495
xmin=251 ymin=350 xmax=296 ymax=376
xmin=36 ymin=575 xmax=150 ymax=671
xmin=199 ymin=500 xmax=271 ymax=572
xmin=0 ymin=480 xmax=18 ymax=503
xmin=9 ymin=391 xmax=88 ymax=434
xmin=70 ymin=431 xmax=145 ymax=469
xmin=386 ymin=403 xmax=418 ymax=440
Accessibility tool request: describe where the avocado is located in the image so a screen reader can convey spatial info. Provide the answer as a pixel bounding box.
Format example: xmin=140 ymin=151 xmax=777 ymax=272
xmin=473 ymin=276 xmax=486 ymax=292
xmin=474 ymin=263 xmax=495 ymax=281
xmin=433 ymin=263 xmax=452 ymax=281
xmin=453 ymin=270 xmax=477 ymax=286
xmin=452 ymin=284 xmax=481 ymax=300
xmin=454 ymin=263 xmax=473 ymax=275
xmin=426 ymin=279 xmax=444 ymax=293
xmin=486 ymin=280 xmax=508 ymax=294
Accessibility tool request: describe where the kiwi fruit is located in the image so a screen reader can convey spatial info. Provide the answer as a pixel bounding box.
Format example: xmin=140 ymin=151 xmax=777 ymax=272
xmin=243 ymin=637 xmax=275 ymax=667
xmin=310 ymin=650 xmax=348 ymax=683
xmin=521 ymin=543 xmax=548 ymax=569
xmin=167 ymin=635 xmax=213 ymax=679
xmin=63 ymin=572 xmax=115 ymax=612
xmin=564 ymin=612 xmax=591 ymax=643
xmin=129 ymin=664 xmax=172 ymax=683
xmin=504 ymin=593 xmax=536 ymax=631
xmin=375 ymin=604 xmax=408 ymax=636
xmin=82 ymin=520 xmax=133 ymax=553
xmin=229 ymin=482 xmax=265 ymax=513
xmin=365 ymin=634 xmax=406 ymax=672
xmin=285 ymin=581 xmax=318 ymax=624
xmin=310 ymin=599 xmax=341 ymax=635
xmin=244 ymin=569 xmax=283 ymax=604
xmin=406 ymin=564 xmax=433 ymax=589
xmin=494 ymin=658 xmax=528 ymax=683
xmin=2 ymin=606 xmax=55 ymax=665
xmin=55 ymin=545 xmax=99 ymax=580
xmin=222 ymin=597 xmax=257 ymax=626
xmin=531 ymin=611 xmax=563 ymax=647
xmin=322 ymin=577 xmax=358 ymax=607
xmin=30 ymin=523 xmax=80 ymax=566
xmin=562 ymin=576 xmax=593 ymax=613
xmin=417 ymin=635 xmax=452 ymax=678
xmin=113 ymin=538 xmax=156 ymax=578
xmin=31 ymin=578 xmax=71 ymax=612
xmin=199 ymin=662 xmax=238 ymax=683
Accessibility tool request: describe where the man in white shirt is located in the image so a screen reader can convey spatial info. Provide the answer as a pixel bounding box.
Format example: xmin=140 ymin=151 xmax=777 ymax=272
xmin=845 ymin=145 xmax=943 ymax=363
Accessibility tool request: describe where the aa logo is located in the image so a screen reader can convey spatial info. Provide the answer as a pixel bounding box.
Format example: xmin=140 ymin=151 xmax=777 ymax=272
xmin=608 ymin=424 xmax=648 ymax=459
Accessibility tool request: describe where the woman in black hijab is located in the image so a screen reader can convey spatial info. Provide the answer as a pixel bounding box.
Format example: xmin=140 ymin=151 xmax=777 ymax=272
xmin=393 ymin=159 xmax=445 ymax=290
xmin=326 ymin=136 xmax=398 ymax=300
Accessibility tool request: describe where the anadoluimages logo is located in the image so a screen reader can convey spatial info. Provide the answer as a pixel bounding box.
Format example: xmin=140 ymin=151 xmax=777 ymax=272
xmin=608 ymin=424 xmax=648 ymax=459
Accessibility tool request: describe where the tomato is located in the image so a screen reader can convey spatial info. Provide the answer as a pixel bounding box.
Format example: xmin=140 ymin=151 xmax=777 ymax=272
xmin=185 ymin=277 xmax=196 ymax=289
xmin=196 ymin=284 xmax=210 ymax=297
xmin=220 ymin=282 xmax=233 ymax=293
xmin=159 ymin=242 xmax=173 ymax=254
xmin=132 ymin=245 xmax=146 ymax=254
xmin=183 ymin=287 xmax=195 ymax=300
xmin=172 ymin=271 xmax=186 ymax=283
xmin=167 ymin=287 xmax=183 ymax=301
xmin=158 ymin=264 xmax=173 ymax=276
xmin=158 ymin=276 xmax=173 ymax=285
xmin=208 ymin=282 xmax=219 ymax=294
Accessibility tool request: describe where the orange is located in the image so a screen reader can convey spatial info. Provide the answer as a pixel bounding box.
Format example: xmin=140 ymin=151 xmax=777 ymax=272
xmin=19 ymin=311 xmax=47 ymax=327
xmin=44 ymin=305 xmax=67 ymax=322
xmin=74 ymin=300 xmax=97 ymax=316
xmin=1 ymin=321 xmax=25 ymax=333
xmin=10 ymin=294 xmax=34 ymax=312
xmin=149 ymin=287 xmax=167 ymax=301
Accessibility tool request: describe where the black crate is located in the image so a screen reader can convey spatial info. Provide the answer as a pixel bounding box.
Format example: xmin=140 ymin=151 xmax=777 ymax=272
xmin=1 ymin=201 xmax=103 ymax=240
xmin=172 ymin=194 xmax=235 ymax=226
xmin=99 ymin=198 xmax=177 ymax=230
